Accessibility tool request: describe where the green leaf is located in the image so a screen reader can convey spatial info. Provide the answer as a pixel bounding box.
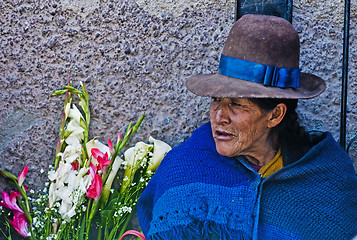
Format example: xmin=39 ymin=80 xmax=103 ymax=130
xmin=51 ymin=89 xmax=68 ymax=96
xmin=77 ymin=214 xmax=86 ymax=239
xmin=100 ymin=209 xmax=115 ymax=228
xmin=64 ymin=86 xmax=83 ymax=95
xmin=0 ymin=169 xmax=17 ymax=182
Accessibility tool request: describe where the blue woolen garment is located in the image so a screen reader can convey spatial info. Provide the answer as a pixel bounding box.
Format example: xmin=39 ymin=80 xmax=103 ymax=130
xmin=137 ymin=122 xmax=357 ymax=240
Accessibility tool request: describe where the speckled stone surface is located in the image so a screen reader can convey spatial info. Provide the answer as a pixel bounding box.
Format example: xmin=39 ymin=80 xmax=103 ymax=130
xmin=294 ymin=0 xmax=357 ymax=167
xmin=0 ymin=0 xmax=356 ymax=223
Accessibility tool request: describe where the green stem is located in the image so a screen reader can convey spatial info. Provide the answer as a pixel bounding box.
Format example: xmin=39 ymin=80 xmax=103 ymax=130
xmin=118 ymin=210 xmax=135 ymax=238
xmin=97 ymin=225 xmax=103 ymax=240
xmin=78 ymin=214 xmax=86 ymax=240
xmin=85 ymin=198 xmax=100 ymax=240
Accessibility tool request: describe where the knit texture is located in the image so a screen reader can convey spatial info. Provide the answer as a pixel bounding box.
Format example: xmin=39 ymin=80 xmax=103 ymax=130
xmin=137 ymin=122 xmax=357 ymax=240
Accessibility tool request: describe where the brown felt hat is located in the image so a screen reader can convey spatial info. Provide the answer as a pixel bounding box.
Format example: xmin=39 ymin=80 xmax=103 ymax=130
xmin=186 ymin=14 xmax=326 ymax=99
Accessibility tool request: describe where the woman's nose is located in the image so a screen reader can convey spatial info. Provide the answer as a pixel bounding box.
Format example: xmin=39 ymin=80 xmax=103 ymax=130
xmin=214 ymin=104 xmax=230 ymax=124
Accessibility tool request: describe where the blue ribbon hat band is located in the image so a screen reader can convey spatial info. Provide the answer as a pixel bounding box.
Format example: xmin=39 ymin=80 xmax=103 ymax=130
xmin=218 ymin=54 xmax=300 ymax=88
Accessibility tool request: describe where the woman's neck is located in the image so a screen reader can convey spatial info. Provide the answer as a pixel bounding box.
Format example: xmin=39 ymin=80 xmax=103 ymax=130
xmin=244 ymin=136 xmax=279 ymax=166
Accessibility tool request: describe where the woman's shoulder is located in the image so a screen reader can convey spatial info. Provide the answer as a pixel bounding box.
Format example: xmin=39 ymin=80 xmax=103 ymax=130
xmin=281 ymin=131 xmax=355 ymax=178
xmin=282 ymin=130 xmax=350 ymax=166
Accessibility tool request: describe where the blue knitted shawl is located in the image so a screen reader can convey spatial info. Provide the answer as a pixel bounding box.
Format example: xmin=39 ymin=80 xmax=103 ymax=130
xmin=137 ymin=122 xmax=357 ymax=240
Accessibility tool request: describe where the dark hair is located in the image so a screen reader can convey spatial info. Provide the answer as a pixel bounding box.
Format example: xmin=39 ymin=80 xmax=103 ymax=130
xmin=249 ymin=98 xmax=309 ymax=144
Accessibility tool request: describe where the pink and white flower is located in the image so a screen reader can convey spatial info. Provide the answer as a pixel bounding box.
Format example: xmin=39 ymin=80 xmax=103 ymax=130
xmin=0 ymin=191 xmax=23 ymax=213
xmin=91 ymin=148 xmax=111 ymax=171
xmin=86 ymin=172 xmax=103 ymax=201
xmin=9 ymin=211 xmax=29 ymax=237
xmin=17 ymin=166 xmax=29 ymax=187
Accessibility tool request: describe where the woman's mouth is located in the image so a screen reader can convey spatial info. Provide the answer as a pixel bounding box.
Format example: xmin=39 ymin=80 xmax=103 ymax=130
xmin=214 ymin=129 xmax=234 ymax=140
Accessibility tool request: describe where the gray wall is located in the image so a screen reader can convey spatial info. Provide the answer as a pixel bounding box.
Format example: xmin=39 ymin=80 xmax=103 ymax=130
xmin=1 ymin=0 xmax=356 ymax=194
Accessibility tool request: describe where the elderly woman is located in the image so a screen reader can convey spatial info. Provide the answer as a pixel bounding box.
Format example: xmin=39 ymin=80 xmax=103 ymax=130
xmin=137 ymin=15 xmax=357 ymax=239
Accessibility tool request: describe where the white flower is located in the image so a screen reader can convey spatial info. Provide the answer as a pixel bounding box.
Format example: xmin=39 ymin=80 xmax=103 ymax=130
xmin=60 ymin=144 xmax=82 ymax=164
xmin=56 ymin=186 xmax=72 ymax=203
xmin=64 ymin=103 xmax=71 ymax=119
xmin=56 ymin=161 xmax=72 ymax=182
xmin=48 ymin=170 xmax=57 ymax=182
xmin=77 ymin=167 xmax=92 ymax=192
xmin=58 ymin=199 xmax=70 ymax=215
xmin=48 ymin=159 xmax=90 ymax=219
xmin=62 ymin=203 xmax=77 ymax=220
xmin=65 ymin=119 xmax=85 ymax=145
xmin=65 ymin=171 xmax=77 ymax=188
xmin=147 ymin=136 xmax=171 ymax=172
xmin=124 ymin=142 xmax=153 ymax=168
xmin=68 ymin=104 xmax=84 ymax=123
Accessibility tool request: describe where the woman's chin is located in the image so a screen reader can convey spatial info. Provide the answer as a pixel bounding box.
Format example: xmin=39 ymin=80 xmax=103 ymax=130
xmin=215 ymin=142 xmax=237 ymax=157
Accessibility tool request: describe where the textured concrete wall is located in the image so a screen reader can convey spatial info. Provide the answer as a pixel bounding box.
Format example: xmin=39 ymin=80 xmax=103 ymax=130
xmin=0 ymin=0 xmax=356 ymax=196
xmin=294 ymin=0 xmax=357 ymax=168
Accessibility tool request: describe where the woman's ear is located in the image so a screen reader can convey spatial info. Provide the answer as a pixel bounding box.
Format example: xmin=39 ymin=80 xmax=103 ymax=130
xmin=267 ymin=103 xmax=287 ymax=128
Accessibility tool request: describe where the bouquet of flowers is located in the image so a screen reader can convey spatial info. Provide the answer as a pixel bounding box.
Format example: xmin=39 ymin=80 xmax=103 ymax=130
xmin=0 ymin=81 xmax=171 ymax=240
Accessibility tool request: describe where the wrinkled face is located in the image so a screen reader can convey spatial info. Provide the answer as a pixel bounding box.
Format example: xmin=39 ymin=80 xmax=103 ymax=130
xmin=209 ymin=98 xmax=272 ymax=158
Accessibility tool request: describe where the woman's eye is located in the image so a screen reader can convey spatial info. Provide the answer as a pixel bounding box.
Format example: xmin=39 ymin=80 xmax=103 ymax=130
xmin=212 ymin=97 xmax=220 ymax=102
xmin=231 ymin=101 xmax=241 ymax=107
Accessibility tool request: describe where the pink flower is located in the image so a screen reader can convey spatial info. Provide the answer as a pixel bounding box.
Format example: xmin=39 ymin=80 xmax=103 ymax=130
xmin=117 ymin=132 xmax=122 ymax=144
xmin=108 ymin=139 xmax=115 ymax=156
xmin=17 ymin=166 xmax=29 ymax=187
xmin=9 ymin=211 xmax=29 ymax=237
xmin=0 ymin=191 xmax=23 ymax=213
xmin=87 ymin=173 xmax=103 ymax=201
xmin=91 ymin=148 xmax=111 ymax=170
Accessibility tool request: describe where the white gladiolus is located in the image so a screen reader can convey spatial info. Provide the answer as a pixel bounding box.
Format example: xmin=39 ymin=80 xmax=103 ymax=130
xmin=63 ymin=153 xmax=79 ymax=164
xmin=59 ymin=144 xmax=82 ymax=162
xmin=64 ymin=103 xmax=71 ymax=119
xmin=68 ymin=104 xmax=84 ymax=123
xmin=78 ymin=167 xmax=92 ymax=192
xmin=56 ymin=186 xmax=72 ymax=203
xmin=58 ymin=200 xmax=71 ymax=217
xmin=49 ymin=166 xmax=91 ymax=219
xmin=62 ymin=204 xmax=77 ymax=220
xmin=48 ymin=170 xmax=58 ymax=182
xmin=65 ymin=171 xmax=77 ymax=187
xmin=147 ymin=136 xmax=172 ymax=172
xmin=65 ymin=120 xmax=84 ymax=145
xmin=66 ymin=118 xmax=83 ymax=133
xmin=48 ymin=182 xmax=57 ymax=207
xmin=56 ymin=161 xmax=72 ymax=182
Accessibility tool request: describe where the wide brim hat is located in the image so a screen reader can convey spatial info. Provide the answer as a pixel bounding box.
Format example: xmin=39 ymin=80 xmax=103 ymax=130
xmin=186 ymin=14 xmax=326 ymax=99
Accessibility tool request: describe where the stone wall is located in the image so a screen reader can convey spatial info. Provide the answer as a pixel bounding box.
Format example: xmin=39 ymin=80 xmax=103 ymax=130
xmin=0 ymin=0 xmax=356 ymax=215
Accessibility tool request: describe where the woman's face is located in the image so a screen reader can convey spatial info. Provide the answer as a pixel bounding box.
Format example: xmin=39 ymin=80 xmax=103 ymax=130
xmin=209 ymin=98 xmax=272 ymax=158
